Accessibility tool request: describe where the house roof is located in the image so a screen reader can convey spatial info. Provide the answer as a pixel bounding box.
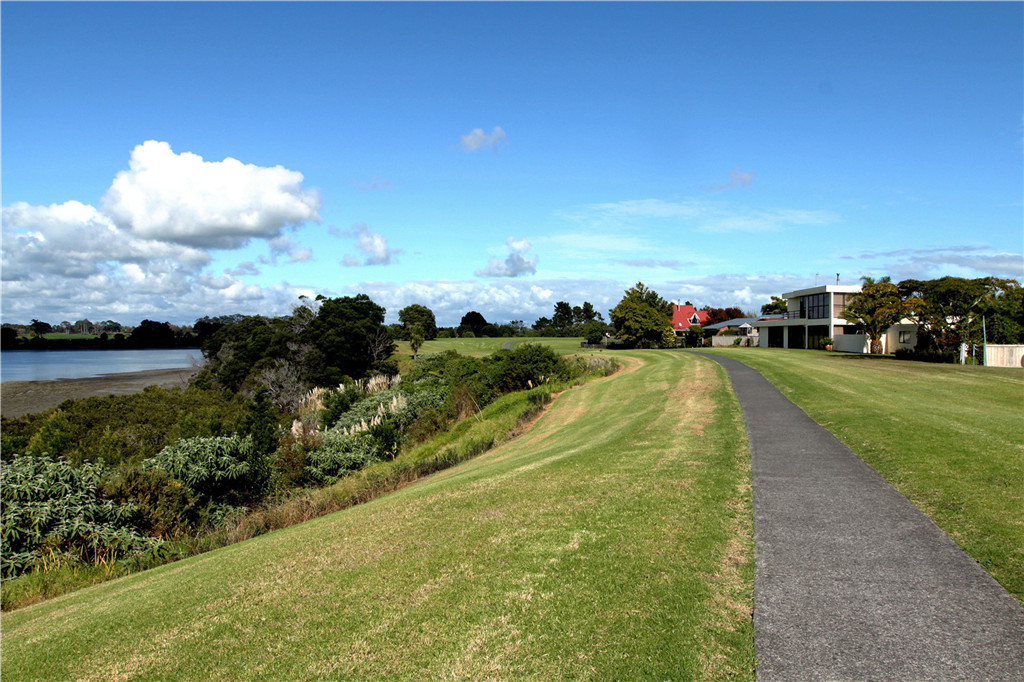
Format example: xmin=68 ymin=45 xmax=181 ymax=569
xmin=671 ymin=304 xmax=710 ymax=330
xmin=704 ymin=317 xmax=759 ymax=331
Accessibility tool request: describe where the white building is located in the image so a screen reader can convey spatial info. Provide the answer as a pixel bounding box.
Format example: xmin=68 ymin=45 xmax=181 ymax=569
xmin=752 ymin=284 xmax=917 ymax=353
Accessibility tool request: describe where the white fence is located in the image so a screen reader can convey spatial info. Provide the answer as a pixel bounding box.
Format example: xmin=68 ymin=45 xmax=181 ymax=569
xmin=834 ymin=334 xmax=869 ymax=354
xmin=984 ymin=345 xmax=1024 ymax=368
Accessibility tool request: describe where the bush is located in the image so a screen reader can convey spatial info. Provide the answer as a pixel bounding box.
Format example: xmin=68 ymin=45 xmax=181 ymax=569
xmin=488 ymin=343 xmax=560 ymax=393
xmin=303 ymin=432 xmax=378 ymax=484
xmin=1 ymin=456 xmax=160 ymax=580
xmin=143 ymin=435 xmax=270 ymax=506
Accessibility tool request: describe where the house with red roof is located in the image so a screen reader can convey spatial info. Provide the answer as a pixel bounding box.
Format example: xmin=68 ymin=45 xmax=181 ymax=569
xmin=671 ymin=303 xmax=710 ymax=337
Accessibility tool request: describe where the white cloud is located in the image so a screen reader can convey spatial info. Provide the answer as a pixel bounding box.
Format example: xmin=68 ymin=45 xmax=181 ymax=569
xmin=475 ymin=237 xmax=538 ymax=278
xmin=848 ymin=246 xmax=1024 ymax=280
xmin=340 ymin=223 xmax=402 ymax=266
xmin=1 ymin=141 xmax=326 ymax=325
xmin=556 ymin=198 xmax=838 ymax=234
xmin=2 ymin=201 xmax=211 ymax=282
xmin=711 ymin=167 xmax=756 ymax=191
xmin=460 ymin=126 xmax=507 ymax=152
xmin=101 ymin=140 xmax=321 ymax=249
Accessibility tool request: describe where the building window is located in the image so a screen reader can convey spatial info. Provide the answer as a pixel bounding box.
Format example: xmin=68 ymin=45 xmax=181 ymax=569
xmin=899 ymin=330 xmax=912 ymax=344
xmin=801 ymin=293 xmax=829 ymax=320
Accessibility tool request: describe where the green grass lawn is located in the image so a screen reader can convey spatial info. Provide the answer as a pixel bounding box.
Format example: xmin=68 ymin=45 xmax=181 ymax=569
xmin=0 ymin=351 xmax=754 ymax=681
xmin=700 ymin=347 xmax=1024 ymax=604
xmin=394 ymin=336 xmax=586 ymax=358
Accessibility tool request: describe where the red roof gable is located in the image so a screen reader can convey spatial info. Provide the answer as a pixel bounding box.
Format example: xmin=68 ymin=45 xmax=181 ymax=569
xmin=671 ymin=304 xmax=710 ymax=330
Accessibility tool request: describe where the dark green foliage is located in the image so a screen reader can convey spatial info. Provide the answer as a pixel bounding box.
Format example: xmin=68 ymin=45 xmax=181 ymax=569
xmin=761 ymin=296 xmax=788 ymax=316
xmin=487 ymin=343 xmax=561 ymax=393
xmin=1 ymin=326 xmax=18 ymax=348
xmin=143 ymin=435 xmax=270 ymax=507
xmin=103 ymin=467 xmax=201 ymax=536
xmin=129 ymin=320 xmax=176 ymax=348
xmin=584 ymin=322 xmax=606 ymax=345
xmin=609 ymin=282 xmax=675 ymax=348
xmin=900 ymin=277 xmax=1022 ymax=352
xmin=320 ymin=386 xmax=365 ymax=429
xmin=236 ymin=387 xmax=283 ymax=458
xmin=302 ymin=433 xmax=378 ymax=485
xmin=1 ymin=386 xmax=246 ymax=467
xmin=459 ymin=311 xmax=487 ymax=336
xmin=303 ymin=295 xmax=390 ymax=385
xmin=368 ymin=420 xmax=401 ymax=460
xmin=399 ymin=304 xmax=438 ymax=340
xmin=1 ymin=456 xmax=159 ymax=579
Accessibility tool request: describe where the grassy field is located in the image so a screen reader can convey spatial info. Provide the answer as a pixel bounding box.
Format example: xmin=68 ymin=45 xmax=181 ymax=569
xmin=700 ymin=347 xmax=1024 ymax=604
xmin=0 ymin=351 xmax=755 ymax=681
xmin=393 ymin=336 xmax=587 ymax=359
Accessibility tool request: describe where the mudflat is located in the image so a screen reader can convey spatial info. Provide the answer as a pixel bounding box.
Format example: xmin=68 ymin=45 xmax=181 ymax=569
xmin=1 ymin=368 xmax=197 ymax=419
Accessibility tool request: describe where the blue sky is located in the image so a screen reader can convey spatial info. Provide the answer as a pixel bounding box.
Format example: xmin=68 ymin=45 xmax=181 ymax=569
xmin=3 ymin=1 xmax=1021 ymax=327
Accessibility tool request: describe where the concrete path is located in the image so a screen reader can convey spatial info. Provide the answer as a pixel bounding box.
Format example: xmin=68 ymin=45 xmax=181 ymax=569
xmin=694 ymin=352 xmax=1024 ymax=681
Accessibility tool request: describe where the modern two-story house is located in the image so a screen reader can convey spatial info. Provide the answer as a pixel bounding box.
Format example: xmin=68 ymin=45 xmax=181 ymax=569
xmin=751 ymin=284 xmax=917 ymax=353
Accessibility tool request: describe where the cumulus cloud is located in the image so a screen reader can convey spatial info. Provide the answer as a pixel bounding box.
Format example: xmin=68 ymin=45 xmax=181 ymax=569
xmin=101 ymin=140 xmax=321 ymax=249
xmin=475 ymin=237 xmax=538 ymax=278
xmin=340 ymin=223 xmax=402 ymax=266
xmin=1 ymin=141 xmax=325 ymax=324
xmin=2 ymin=200 xmax=210 ymax=283
xmin=460 ymin=126 xmax=507 ymax=152
xmin=711 ymin=167 xmax=756 ymax=191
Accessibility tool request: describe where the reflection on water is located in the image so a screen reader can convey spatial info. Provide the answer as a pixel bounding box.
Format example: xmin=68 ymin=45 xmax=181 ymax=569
xmin=1 ymin=349 xmax=201 ymax=382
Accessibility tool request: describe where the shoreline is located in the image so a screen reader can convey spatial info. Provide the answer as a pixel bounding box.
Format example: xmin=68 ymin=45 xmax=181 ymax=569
xmin=1 ymin=367 xmax=198 ymax=419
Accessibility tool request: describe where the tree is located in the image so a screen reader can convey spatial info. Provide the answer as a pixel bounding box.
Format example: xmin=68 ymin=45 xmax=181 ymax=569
xmin=1 ymin=326 xmax=18 ymax=348
xmin=130 ymin=320 xmax=175 ymax=348
xmin=459 ymin=311 xmax=488 ymax=336
xmin=551 ymin=301 xmax=574 ymax=333
xmin=702 ymin=307 xmax=745 ymax=326
xmin=578 ymin=301 xmax=603 ymax=324
xmin=532 ymin=316 xmax=553 ymax=334
xmin=30 ymin=319 xmax=52 ymax=337
xmin=760 ymin=297 xmax=788 ymax=316
xmin=609 ymin=282 xmax=675 ymax=348
xmin=399 ymin=304 xmax=437 ymax=340
xmin=408 ymin=325 xmax=425 ymax=359
xmin=305 ymin=294 xmax=392 ymax=384
xmin=841 ymin=277 xmax=921 ymax=354
xmin=899 ymin=276 xmax=1018 ymax=353
xmin=981 ymin=280 xmax=1024 ymax=344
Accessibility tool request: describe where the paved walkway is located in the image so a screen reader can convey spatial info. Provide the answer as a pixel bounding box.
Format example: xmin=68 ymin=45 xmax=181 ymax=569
xmin=694 ymin=352 xmax=1024 ymax=681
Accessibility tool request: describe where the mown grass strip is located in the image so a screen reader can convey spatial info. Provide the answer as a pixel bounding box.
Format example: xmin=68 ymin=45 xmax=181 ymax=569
xmin=0 ymin=351 xmax=754 ymax=681
xmin=700 ymin=347 xmax=1024 ymax=605
xmin=395 ymin=336 xmax=587 ymax=358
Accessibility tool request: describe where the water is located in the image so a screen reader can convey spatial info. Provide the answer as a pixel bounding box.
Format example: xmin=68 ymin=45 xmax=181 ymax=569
xmin=0 ymin=348 xmax=202 ymax=382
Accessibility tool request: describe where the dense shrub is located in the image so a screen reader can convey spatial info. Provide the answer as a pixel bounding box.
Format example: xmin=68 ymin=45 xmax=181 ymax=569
xmin=103 ymin=467 xmax=202 ymax=536
xmin=0 ymin=386 xmax=247 ymax=467
xmin=487 ymin=343 xmax=561 ymax=393
xmin=1 ymin=456 xmax=159 ymax=579
xmin=303 ymin=432 xmax=378 ymax=485
xmin=142 ymin=435 xmax=271 ymax=507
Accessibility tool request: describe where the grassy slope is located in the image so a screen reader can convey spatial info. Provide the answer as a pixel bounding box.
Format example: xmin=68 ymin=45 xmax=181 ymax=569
xmin=395 ymin=336 xmax=586 ymax=358
xmin=1 ymin=351 xmax=754 ymax=681
xmin=701 ymin=347 xmax=1024 ymax=603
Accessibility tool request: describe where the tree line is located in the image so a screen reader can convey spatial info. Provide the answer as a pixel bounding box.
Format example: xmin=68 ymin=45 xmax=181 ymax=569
xmin=839 ymin=276 xmax=1023 ymax=358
